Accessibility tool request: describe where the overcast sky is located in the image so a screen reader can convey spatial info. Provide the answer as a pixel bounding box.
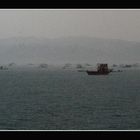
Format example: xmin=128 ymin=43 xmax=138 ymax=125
xmin=0 ymin=9 xmax=140 ymax=42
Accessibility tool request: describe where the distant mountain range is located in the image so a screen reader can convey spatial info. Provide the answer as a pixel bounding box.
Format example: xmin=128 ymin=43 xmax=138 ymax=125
xmin=0 ymin=36 xmax=140 ymax=65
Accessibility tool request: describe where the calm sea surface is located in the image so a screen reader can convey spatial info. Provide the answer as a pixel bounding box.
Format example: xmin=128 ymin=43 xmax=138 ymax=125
xmin=0 ymin=68 xmax=140 ymax=130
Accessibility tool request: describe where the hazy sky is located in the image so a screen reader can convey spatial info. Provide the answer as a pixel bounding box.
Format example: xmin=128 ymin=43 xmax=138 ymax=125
xmin=0 ymin=9 xmax=140 ymax=42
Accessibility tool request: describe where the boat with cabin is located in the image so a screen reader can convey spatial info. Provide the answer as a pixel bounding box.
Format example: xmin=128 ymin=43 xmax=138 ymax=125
xmin=86 ymin=64 xmax=111 ymax=75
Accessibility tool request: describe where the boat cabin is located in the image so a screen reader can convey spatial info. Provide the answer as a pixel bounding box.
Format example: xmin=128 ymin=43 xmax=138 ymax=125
xmin=97 ymin=64 xmax=109 ymax=72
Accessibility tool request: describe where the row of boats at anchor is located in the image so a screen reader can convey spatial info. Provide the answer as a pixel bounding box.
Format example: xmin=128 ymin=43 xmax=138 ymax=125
xmin=0 ymin=63 xmax=123 ymax=75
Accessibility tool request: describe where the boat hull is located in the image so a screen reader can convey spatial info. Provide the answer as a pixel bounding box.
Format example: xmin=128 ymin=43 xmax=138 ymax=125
xmin=86 ymin=70 xmax=110 ymax=75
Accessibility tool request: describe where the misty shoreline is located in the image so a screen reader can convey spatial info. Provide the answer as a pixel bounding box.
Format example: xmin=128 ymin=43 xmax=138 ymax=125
xmin=0 ymin=36 xmax=140 ymax=65
xmin=0 ymin=62 xmax=140 ymax=72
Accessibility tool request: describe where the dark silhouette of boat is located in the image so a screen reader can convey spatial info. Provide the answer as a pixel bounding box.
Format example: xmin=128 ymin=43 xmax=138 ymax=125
xmin=0 ymin=66 xmax=8 ymax=70
xmin=86 ymin=64 xmax=111 ymax=75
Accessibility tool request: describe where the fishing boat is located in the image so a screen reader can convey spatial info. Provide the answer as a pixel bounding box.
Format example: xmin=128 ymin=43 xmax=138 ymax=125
xmin=86 ymin=64 xmax=111 ymax=75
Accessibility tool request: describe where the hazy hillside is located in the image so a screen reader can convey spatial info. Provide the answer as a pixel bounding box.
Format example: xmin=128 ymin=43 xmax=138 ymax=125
xmin=0 ymin=36 xmax=140 ymax=65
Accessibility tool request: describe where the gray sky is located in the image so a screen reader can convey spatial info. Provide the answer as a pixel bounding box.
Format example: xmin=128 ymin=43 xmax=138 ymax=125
xmin=0 ymin=9 xmax=140 ymax=41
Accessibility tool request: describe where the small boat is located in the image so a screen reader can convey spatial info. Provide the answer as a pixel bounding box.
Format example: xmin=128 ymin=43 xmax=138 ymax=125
xmin=86 ymin=64 xmax=111 ymax=75
xmin=0 ymin=66 xmax=8 ymax=70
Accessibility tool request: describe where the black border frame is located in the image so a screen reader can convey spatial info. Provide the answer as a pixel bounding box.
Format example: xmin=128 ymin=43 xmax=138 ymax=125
xmin=0 ymin=0 xmax=140 ymax=138
xmin=0 ymin=0 xmax=140 ymax=8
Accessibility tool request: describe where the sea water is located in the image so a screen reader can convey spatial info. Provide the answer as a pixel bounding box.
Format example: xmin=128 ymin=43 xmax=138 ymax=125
xmin=0 ymin=68 xmax=140 ymax=130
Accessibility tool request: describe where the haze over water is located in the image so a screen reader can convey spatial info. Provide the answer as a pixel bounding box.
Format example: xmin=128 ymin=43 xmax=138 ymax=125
xmin=0 ymin=10 xmax=140 ymax=65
